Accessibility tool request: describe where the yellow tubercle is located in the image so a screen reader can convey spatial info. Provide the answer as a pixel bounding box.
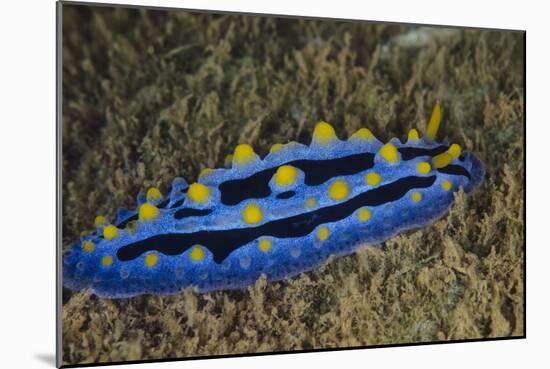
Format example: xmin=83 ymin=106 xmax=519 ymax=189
xmin=442 ymin=180 xmax=452 ymax=191
xmin=357 ymin=208 xmax=371 ymax=222
xmin=224 ymin=154 xmax=233 ymax=168
xmin=328 ymin=179 xmax=349 ymax=201
xmin=432 ymin=152 xmax=453 ymax=169
xmin=350 ymin=128 xmax=375 ymax=141
xmin=448 ymin=144 xmax=462 ymax=158
xmin=138 ymin=203 xmax=160 ymax=222
xmin=144 ymin=253 xmax=159 ymax=268
xmin=187 ymin=183 xmax=210 ymax=203
xmin=94 ymin=215 xmax=107 ymax=227
xmin=274 ymin=165 xmax=298 ymax=187
xmin=242 ymin=203 xmax=263 ymax=224
xmin=411 ymin=191 xmax=422 ymax=203
xmin=270 ymin=143 xmax=284 ymax=154
xmin=101 ymin=255 xmax=113 ymax=267
xmin=146 ymin=187 xmax=162 ymax=202
xmin=103 ymin=225 xmax=119 ymax=240
xmin=305 ymin=197 xmax=317 ymax=208
xmin=233 ymin=143 xmax=257 ymax=166
xmin=258 ymin=239 xmax=272 ymax=253
xmin=190 ymin=245 xmax=205 ymax=262
xmin=378 ymin=143 xmax=400 ymax=163
xmin=365 ymin=172 xmax=382 ymax=186
xmin=82 ymin=241 xmax=95 ymax=253
xmin=408 ymin=129 xmax=420 ymax=141
xmin=125 ymin=220 xmax=138 ymax=235
xmin=199 ymin=168 xmax=213 ymax=179
xmin=425 ymin=100 xmax=442 ymax=142
xmin=317 ymin=227 xmax=329 ymax=241
xmin=416 ymin=162 xmax=432 ymax=174
xmin=312 ymin=121 xmax=337 ymax=145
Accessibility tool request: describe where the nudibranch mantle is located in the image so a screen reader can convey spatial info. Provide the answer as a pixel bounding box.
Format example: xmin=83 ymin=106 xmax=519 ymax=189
xmin=63 ymin=102 xmax=485 ymax=298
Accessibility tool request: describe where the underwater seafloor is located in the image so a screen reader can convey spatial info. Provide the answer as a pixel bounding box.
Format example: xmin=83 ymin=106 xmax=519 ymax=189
xmin=61 ymin=5 xmax=525 ymax=366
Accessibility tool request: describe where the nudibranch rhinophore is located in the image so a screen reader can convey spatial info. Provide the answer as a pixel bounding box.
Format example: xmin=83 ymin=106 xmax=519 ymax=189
xmin=63 ymin=102 xmax=485 ymax=298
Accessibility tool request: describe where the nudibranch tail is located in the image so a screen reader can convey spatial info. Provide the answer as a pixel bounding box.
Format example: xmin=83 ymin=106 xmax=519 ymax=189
xmin=63 ymin=102 xmax=485 ymax=298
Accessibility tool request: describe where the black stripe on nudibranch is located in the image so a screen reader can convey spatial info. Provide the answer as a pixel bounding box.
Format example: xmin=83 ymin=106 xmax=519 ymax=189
xmin=117 ymin=175 xmax=436 ymax=263
xmin=116 ymin=214 xmax=138 ymax=229
xmin=398 ymin=145 xmax=448 ymax=160
xmin=219 ymin=146 xmax=451 ymax=206
xmin=276 ymin=191 xmax=296 ymax=199
xmin=294 ymin=152 xmax=376 ymax=186
xmin=437 ymin=165 xmax=471 ymax=179
xmin=157 ymin=198 xmax=170 ymax=209
xmin=219 ymin=168 xmax=274 ymax=205
xmin=169 ymin=199 xmax=185 ymax=209
xmin=219 ymin=152 xmax=375 ymax=205
xmin=174 ymin=208 xmax=213 ymax=220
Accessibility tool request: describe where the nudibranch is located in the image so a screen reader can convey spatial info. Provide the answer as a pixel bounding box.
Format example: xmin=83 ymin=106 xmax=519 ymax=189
xmin=63 ymin=102 xmax=485 ymax=298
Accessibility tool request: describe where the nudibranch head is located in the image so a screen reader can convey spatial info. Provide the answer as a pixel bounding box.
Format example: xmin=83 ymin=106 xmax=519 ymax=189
xmin=63 ymin=101 xmax=484 ymax=298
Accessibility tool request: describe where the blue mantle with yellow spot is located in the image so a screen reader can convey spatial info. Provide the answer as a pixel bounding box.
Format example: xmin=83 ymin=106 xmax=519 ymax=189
xmin=63 ymin=102 xmax=485 ymax=298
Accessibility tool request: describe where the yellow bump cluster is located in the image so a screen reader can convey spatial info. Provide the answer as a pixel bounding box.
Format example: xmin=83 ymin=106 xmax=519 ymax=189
xmin=274 ymin=165 xmax=298 ymax=187
xmin=357 ymin=208 xmax=371 ymax=222
xmin=365 ymin=172 xmax=381 ymax=186
xmin=411 ymin=191 xmax=422 ymax=203
xmin=448 ymin=144 xmax=462 ymax=158
xmin=101 ymin=255 xmax=113 ymax=267
xmin=258 ymin=239 xmax=272 ymax=253
xmin=442 ymin=180 xmax=452 ymax=191
xmin=139 ymin=203 xmax=159 ymax=222
xmin=242 ymin=203 xmax=263 ymax=224
xmin=188 ymin=183 xmax=210 ymax=203
xmin=233 ymin=143 xmax=256 ymax=165
xmin=82 ymin=240 xmax=95 ymax=253
xmin=416 ymin=161 xmax=431 ymax=174
xmin=312 ymin=121 xmax=337 ymax=145
xmin=94 ymin=215 xmax=107 ymax=227
xmin=432 ymin=152 xmax=453 ymax=169
xmin=408 ymin=128 xmax=420 ymax=141
xmin=350 ymin=128 xmax=375 ymax=141
xmin=190 ymin=245 xmax=205 ymax=261
xmin=328 ymin=179 xmax=349 ymax=201
xmin=103 ymin=225 xmax=119 ymax=240
xmin=146 ymin=187 xmax=162 ymax=202
xmin=378 ymin=143 xmax=400 ymax=163
xmin=425 ymin=100 xmax=441 ymax=142
xmin=317 ymin=227 xmax=329 ymax=241
xmin=144 ymin=253 xmax=159 ymax=268
xmin=305 ymin=197 xmax=317 ymax=208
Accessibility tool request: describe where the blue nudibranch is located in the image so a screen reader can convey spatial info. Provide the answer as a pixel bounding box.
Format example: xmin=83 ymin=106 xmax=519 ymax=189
xmin=63 ymin=102 xmax=485 ymax=298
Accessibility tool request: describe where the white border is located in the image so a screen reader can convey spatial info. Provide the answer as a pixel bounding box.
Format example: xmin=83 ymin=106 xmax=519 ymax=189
xmin=1 ymin=1 xmax=543 ymax=368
